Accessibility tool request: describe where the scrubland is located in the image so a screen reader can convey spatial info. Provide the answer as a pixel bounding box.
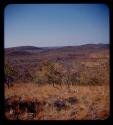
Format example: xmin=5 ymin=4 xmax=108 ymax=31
xmin=4 ymin=44 xmax=110 ymax=120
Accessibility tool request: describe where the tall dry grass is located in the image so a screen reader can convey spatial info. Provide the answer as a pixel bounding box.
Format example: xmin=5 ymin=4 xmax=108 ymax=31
xmin=5 ymin=83 xmax=110 ymax=120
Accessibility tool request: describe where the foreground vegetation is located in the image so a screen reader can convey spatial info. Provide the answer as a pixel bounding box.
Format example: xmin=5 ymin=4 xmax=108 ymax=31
xmin=5 ymin=83 xmax=109 ymax=120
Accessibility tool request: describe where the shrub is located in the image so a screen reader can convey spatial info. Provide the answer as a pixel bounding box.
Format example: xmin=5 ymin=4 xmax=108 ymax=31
xmin=4 ymin=63 xmax=18 ymax=81
xmin=34 ymin=61 xmax=63 ymax=86
xmin=88 ymin=77 xmax=101 ymax=85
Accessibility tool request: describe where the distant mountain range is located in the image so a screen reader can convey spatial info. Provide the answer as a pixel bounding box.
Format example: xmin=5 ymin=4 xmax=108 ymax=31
xmin=5 ymin=43 xmax=109 ymax=54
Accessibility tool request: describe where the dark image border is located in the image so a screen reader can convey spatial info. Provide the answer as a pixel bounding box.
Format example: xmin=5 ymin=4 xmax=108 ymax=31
xmin=0 ymin=0 xmax=112 ymax=125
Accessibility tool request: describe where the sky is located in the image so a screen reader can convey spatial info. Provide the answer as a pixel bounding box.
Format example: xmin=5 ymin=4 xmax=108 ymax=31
xmin=4 ymin=4 xmax=109 ymax=48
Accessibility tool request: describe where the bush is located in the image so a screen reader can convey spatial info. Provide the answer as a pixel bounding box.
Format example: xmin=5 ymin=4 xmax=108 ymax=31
xmin=34 ymin=61 xmax=53 ymax=84
xmin=34 ymin=61 xmax=63 ymax=86
xmin=4 ymin=63 xmax=18 ymax=81
xmin=88 ymin=77 xmax=101 ymax=85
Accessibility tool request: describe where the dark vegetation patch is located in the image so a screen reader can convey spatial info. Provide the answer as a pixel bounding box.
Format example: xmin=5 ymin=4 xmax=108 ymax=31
xmin=65 ymin=97 xmax=78 ymax=105
xmin=53 ymin=99 xmax=67 ymax=111
xmin=5 ymin=96 xmax=44 ymax=120
xmin=53 ymin=97 xmax=78 ymax=111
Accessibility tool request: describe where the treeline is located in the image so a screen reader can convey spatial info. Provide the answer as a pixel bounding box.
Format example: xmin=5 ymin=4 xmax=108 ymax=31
xmin=34 ymin=61 xmax=104 ymax=86
xmin=4 ymin=63 xmax=33 ymax=84
xmin=5 ymin=60 xmax=109 ymax=86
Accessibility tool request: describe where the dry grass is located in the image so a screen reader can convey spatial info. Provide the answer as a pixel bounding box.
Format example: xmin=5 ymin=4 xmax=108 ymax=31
xmin=5 ymin=83 xmax=110 ymax=120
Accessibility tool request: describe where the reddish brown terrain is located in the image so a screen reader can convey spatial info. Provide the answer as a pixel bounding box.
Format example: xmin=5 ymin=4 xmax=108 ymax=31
xmin=4 ymin=44 xmax=110 ymax=120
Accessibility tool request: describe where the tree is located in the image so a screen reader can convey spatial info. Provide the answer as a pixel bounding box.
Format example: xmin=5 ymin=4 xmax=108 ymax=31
xmin=35 ymin=61 xmax=64 ymax=89
xmin=4 ymin=63 xmax=18 ymax=87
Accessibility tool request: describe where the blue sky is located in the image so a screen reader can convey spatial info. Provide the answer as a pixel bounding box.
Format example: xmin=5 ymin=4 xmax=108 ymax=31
xmin=4 ymin=4 xmax=109 ymax=48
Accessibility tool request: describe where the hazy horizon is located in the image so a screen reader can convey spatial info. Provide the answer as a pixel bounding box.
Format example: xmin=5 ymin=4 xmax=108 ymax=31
xmin=4 ymin=4 xmax=109 ymax=48
xmin=4 ymin=43 xmax=109 ymax=49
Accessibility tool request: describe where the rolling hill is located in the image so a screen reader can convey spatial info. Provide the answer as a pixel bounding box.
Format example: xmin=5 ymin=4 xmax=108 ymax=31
xmin=4 ymin=43 xmax=109 ymax=83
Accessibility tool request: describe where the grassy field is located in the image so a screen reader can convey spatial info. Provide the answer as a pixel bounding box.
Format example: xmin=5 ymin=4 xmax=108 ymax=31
xmin=5 ymin=83 xmax=110 ymax=120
